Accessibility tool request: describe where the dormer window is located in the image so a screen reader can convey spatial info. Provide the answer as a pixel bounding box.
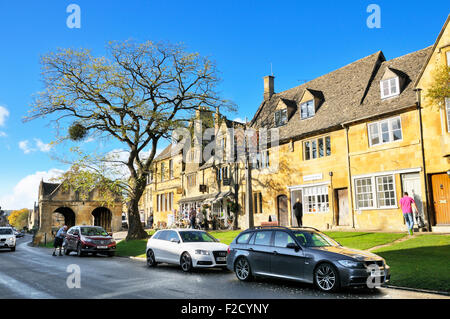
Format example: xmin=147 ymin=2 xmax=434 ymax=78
xmin=380 ymin=77 xmax=400 ymax=99
xmin=300 ymin=100 xmax=315 ymax=119
xmin=274 ymin=109 xmax=287 ymax=127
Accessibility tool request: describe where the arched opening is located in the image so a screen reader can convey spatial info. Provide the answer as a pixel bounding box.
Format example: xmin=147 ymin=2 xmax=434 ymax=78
xmin=277 ymin=195 xmax=289 ymax=227
xmin=52 ymin=207 xmax=76 ymax=234
xmin=92 ymin=207 xmax=112 ymax=232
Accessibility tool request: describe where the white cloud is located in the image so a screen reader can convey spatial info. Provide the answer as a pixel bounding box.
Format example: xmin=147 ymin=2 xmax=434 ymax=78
xmin=0 ymin=169 xmax=65 ymax=210
xmin=0 ymin=131 xmax=6 ymax=137
xmin=19 ymin=140 xmax=33 ymax=154
xmin=233 ymin=117 xmax=246 ymax=124
xmin=0 ymin=106 xmax=9 ymax=127
xmin=19 ymin=139 xmax=53 ymax=154
xmin=34 ymin=138 xmax=52 ymax=152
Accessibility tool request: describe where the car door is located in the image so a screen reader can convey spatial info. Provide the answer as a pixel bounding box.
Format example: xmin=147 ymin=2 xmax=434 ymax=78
xmin=269 ymin=231 xmax=305 ymax=280
xmin=164 ymin=230 xmax=182 ymax=264
xmin=152 ymin=230 xmax=169 ymax=262
xmin=247 ymin=231 xmax=273 ymax=275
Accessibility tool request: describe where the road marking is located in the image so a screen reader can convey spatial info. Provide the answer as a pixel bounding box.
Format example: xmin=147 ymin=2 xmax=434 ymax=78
xmin=0 ymin=271 xmax=54 ymax=299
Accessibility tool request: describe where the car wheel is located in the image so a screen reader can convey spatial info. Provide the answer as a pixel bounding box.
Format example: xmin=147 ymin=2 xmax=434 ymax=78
xmin=146 ymin=249 xmax=157 ymax=267
xmin=180 ymin=252 xmax=193 ymax=272
xmin=76 ymin=243 xmax=85 ymax=257
xmin=10 ymin=246 xmax=16 ymax=252
xmin=314 ymin=263 xmax=340 ymax=292
xmin=234 ymin=257 xmax=253 ymax=282
xmin=64 ymin=247 xmax=71 ymax=256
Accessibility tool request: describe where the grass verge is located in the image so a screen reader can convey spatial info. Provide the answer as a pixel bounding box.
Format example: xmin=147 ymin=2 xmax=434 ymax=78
xmin=323 ymin=232 xmax=406 ymax=250
xmin=373 ymin=235 xmax=450 ymax=293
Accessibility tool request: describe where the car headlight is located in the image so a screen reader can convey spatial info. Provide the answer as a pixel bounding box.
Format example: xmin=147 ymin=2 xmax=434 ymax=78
xmin=9 ymin=237 xmax=15 ymax=242
xmin=195 ymin=250 xmax=210 ymax=255
xmin=338 ymin=260 xmax=361 ymax=268
xmin=84 ymin=238 xmax=93 ymax=243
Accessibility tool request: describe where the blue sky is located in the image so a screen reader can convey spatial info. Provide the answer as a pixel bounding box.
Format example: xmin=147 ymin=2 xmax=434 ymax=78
xmin=0 ymin=0 xmax=449 ymax=210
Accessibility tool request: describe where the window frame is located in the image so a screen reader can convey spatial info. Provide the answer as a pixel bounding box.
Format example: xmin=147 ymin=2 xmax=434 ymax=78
xmin=302 ymin=186 xmax=329 ymax=214
xmin=354 ymin=174 xmax=398 ymax=210
xmin=300 ymin=100 xmax=315 ymax=119
xmin=367 ymin=116 xmax=403 ymax=147
xmin=303 ymin=136 xmax=331 ymax=161
xmin=446 ymin=98 xmax=450 ymax=133
xmin=380 ymin=77 xmax=400 ymax=99
xmin=274 ymin=109 xmax=287 ymax=127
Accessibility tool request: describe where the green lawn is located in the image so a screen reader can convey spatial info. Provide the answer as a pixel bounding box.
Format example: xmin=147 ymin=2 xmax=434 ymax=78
xmin=373 ymin=235 xmax=450 ymax=292
xmin=115 ymin=230 xmax=155 ymax=258
xmin=323 ymin=232 xmax=406 ymax=250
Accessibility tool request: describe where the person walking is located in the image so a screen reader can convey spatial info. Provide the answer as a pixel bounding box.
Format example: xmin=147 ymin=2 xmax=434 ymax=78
xmin=293 ymin=198 xmax=303 ymax=227
xmin=52 ymin=225 xmax=68 ymax=256
xmin=399 ymin=192 xmax=417 ymax=235
xmin=189 ymin=208 xmax=197 ymax=229
xmin=149 ymin=214 xmax=154 ymax=229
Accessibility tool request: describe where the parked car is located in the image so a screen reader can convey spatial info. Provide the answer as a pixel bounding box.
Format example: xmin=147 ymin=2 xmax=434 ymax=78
xmin=14 ymin=230 xmax=25 ymax=238
xmin=226 ymin=226 xmax=390 ymax=292
xmin=146 ymin=229 xmax=229 ymax=272
xmin=0 ymin=227 xmax=16 ymax=251
xmin=63 ymin=225 xmax=116 ymax=257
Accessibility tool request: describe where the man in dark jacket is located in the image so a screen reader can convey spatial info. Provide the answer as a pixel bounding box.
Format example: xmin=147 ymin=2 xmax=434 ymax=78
xmin=293 ymin=198 xmax=303 ymax=227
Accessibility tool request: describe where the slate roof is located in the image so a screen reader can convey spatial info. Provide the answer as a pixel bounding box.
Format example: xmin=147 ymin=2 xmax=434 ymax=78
xmin=250 ymin=46 xmax=433 ymax=142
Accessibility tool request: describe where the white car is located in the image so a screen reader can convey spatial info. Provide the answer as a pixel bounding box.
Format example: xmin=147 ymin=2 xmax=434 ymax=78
xmin=146 ymin=229 xmax=229 ymax=272
xmin=0 ymin=227 xmax=16 ymax=251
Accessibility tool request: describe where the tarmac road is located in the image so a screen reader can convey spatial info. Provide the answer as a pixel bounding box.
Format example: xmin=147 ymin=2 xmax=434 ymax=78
xmin=0 ymin=235 xmax=447 ymax=299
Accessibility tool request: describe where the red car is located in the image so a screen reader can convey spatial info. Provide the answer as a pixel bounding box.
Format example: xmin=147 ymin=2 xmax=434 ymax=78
xmin=63 ymin=225 xmax=116 ymax=257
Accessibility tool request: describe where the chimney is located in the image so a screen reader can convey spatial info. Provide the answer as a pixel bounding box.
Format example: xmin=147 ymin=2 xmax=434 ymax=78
xmin=263 ymin=75 xmax=275 ymax=100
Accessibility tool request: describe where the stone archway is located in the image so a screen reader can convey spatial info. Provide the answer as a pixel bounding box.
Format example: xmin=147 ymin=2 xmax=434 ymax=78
xmin=53 ymin=207 xmax=76 ymax=228
xmin=92 ymin=207 xmax=112 ymax=232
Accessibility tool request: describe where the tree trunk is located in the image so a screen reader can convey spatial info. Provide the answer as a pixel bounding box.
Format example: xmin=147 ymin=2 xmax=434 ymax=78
xmin=126 ymin=194 xmax=148 ymax=241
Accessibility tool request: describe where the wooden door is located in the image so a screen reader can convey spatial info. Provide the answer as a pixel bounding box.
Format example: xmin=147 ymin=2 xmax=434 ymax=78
xmin=337 ymin=189 xmax=350 ymax=226
xmin=277 ymin=195 xmax=289 ymax=227
xmin=432 ymin=174 xmax=450 ymax=225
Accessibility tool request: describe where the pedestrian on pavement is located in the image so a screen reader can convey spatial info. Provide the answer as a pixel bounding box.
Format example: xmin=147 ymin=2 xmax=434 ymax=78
xmin=149 ymin=214 xmax=154 ymax=229
xmin=52 ymin=225 xmax=68 ymax=256
xmin=399 ymin=192 xmax=417 ymax=235
xmin=293 ymin=198 xmax=303 ymax=227
xmin=189 ymin=208 xmax=197 ymax=229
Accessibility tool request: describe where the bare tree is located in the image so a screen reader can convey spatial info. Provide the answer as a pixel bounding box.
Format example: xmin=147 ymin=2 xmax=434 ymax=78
xmin=26 ymin=40 xmax=233 ymax=240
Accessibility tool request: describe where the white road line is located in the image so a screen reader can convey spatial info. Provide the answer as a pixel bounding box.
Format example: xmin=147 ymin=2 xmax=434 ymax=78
xmin=0 ymin=271 xmax=55 ymax=299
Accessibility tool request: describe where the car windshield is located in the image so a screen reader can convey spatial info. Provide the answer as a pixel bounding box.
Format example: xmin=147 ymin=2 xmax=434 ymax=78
xmin=0 ymin=229 xmax=13 ymax=235
xmin=292 ymin=230 xmax=340 ymax=247
xmin=81 ymin=227 xmax=108 ymax=236
xmin=179 ymin=231 xmax=217 ymax=243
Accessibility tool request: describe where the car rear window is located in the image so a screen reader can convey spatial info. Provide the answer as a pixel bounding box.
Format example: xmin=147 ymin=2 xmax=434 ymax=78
xmin=236 ymin=232 xmax=253 ymax=244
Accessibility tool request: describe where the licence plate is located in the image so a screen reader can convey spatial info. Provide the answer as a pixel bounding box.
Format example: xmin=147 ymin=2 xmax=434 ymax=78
xmin=216 ymin=257 xmax=226 ymax=262
xmin=371 ymin=269 xmax=385 ymax=276
xmin=97 ymin=246 xmax=108 ymax=249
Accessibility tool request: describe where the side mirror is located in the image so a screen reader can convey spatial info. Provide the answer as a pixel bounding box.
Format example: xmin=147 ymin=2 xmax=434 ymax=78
xmin=170 ymin=238 xmax=180 ymax=243
xmin=286 ymin=243 xmax=300 ymax=251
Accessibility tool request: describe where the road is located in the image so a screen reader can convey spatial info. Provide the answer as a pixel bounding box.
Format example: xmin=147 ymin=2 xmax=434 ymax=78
xmin=0 ymin=235 xmax=447 ymax=299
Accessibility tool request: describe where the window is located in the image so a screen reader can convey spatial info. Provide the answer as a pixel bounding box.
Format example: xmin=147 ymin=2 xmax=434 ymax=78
xmin=376 ymin=175 xmax=395 ymax=207
xmin=217 ymin=166 xmax=229 ymax=181
xmin=236 ymin=232 xmax=253 ymax=244
xmin=380 ymin=77 xmax=400 ymax=99
xmin=274 ymin=109 xmax=287 ymax=127
xmin=303 ymin=136 xmax=331 ymax=160
xmin=169 ymin=160 xmax=173 ymax=179
xmin=446 ymin=98 xmax=450 ymax=132
xmin=254 ymin=231 xmax=272 ymax=246
xmin=147 ymin=171 xmax=153 ymax=184
xmin=354 ymin=174 xmax=397 ymax=209
xmin=166 ymin=230 xmax=180 ymax=242
xmin=303 ymin=186 xmax=329 ymax=213
xmin=274 ymin=231 xmax=296 ymax=248
xmin=300 ymin=100 xmax=315 ymax=119
xmin=252 ymin=150 xmax=270 ymax=169
xmin=355 ymin=178 xmax=374 ymax=209
xmin=161 ymin=163 xmax=165 ymax=182
xmin=187 ymin=174 xmax=197 ymax=188
xmin=253 ymin=192 xmax=262 ymax=214
xmin=368 ymin=117 xmax=402 ymax=146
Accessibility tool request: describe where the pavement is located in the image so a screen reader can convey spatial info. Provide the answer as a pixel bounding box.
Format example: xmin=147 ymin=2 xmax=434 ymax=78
xmin=0 ymin=235 xmax=448 ymax=299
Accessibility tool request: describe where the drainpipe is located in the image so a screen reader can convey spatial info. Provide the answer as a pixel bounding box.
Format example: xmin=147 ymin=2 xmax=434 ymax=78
xmin=343 ymin=124 xmax=355 ymax=228
xmin=414 ymin=88 xmax=432 ymax=232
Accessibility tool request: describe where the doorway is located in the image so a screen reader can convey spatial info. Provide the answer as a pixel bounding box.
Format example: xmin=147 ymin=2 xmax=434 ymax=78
xmin=277 ymin=195 xmax=289 ymax=227
xmin=290 ymin=190 xmax=302 ymax=227
xmin=431 ymin=173 xmax=450 ymax=225
xmin=92 ymin=207 xmax=112 ymax=232
xmin=402 ymin=173 xmax=425 ymax=227
xmin=336 ymin=188 xmax=350 ymax=226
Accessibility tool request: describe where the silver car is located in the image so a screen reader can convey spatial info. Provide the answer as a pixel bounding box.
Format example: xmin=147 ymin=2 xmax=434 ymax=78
xmin=0 ymin=227 xmax=16 ymax=251
xmin=226 ymin=226 xmax=390 ymax=292
xmin=146 ymin=229 xmax=229 ymax=272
